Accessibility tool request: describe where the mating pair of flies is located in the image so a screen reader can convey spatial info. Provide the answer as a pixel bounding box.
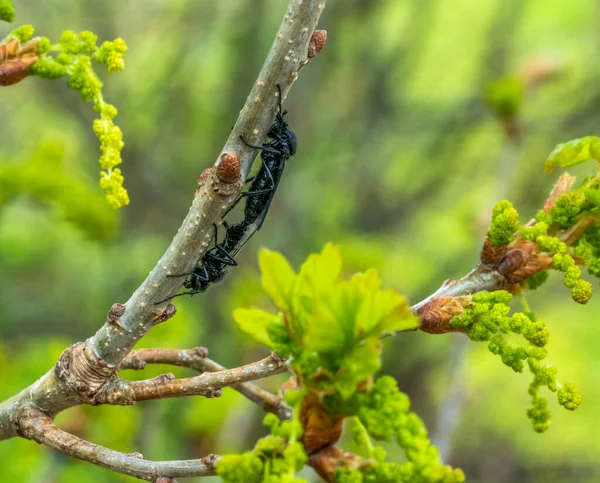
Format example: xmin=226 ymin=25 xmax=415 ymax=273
xmin=156 ymin=86 xmax=297 ymax=304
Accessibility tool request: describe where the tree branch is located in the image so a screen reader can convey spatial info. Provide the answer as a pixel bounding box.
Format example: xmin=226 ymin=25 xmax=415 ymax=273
xmin=0 ymin=0 xmax=328 ymax=443
xmin=120 ymin=348 xmax=292 ymax=419
xmin=98 ymin=352 xmax=287 ymax=404
xmin=18 ymin=407 xmax=219 ymax=481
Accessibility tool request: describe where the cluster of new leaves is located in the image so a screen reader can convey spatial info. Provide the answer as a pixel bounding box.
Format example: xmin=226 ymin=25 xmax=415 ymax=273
xmin=236 ymin=244 xmax=418 ymax=398
xmin=231 ymin=245 xmax=462 ymax=482
xmin=449 ymin=291 xmax=580 ymax=432
xmin=1 ymin=1 xmax=129 ymax=209
xmin=217 ymin=390 xmax=307 ymax=483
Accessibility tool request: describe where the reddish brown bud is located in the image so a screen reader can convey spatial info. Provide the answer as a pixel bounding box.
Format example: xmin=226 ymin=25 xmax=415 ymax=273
xmin=308 ymin=446 xmax=367 ymax=483
xmin=301 ymin=392 xmax=344 ymax=454
xmin=217 ymin=153 xmax=241 ymax=184
xmin=417 ymin=297 xmax=468 ymax=334
xmin=0 ymin=38 xmax=38 ymax=87
xmin=308 ymin=29 xmax=327 ymax=58
xmin=0 ymin=56 xmax=37 ymax=86
xmin=480 ymin=235 xmax=507 ymax=268
xmin=497 ymin=241 xmax=535 ymax=280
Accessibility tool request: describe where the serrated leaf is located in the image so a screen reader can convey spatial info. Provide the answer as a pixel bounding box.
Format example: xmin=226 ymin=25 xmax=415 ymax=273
xmin=303 ymin=301 xmax=345 ymax=353
xmin=544 ymin=136 xmax=600 ymax=173
xmin=259 ymin=249 xmax=296 ymax=311
xmin=234 ymin=307 xmax=282 ymax=346
xmin=297 ymin=243 xmax=342 ymax=296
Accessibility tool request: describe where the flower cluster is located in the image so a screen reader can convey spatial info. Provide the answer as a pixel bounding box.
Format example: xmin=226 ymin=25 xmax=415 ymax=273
xmin=7 ymin=19 xmax=130 ymax=208
xmin=334 ymin=377 xmax=464 ymax=483
xmin=449 ymin=290 xmax=580 ymax=432
xmin=217 ymin=391 xmax=307 ymax=483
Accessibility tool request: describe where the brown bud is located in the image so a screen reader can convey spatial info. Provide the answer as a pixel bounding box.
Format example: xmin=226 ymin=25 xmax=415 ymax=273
xmin=194 ymin=346 xmax=209 ymax=358
xmin=417 ymin=297 xmax=468 ymax=334
xmin=151 ymin=303 xmax=177 ymax=324
xmin=0 ymin=56 xmax=37 ymax=86
xmin=106 ymin=303 xmax=126 ymax=329
xmin=0 ymin=38 xmax=19 ymax=60
xmin=497 ymin=241 xmax=535 ymax=279
xmin=217 ymin=153 xmax=241 ymax=184
xmin=480 ymin=235 xmax=507 ymax=268
xmin=308 ymin=29 xmax=327 ymax=58
xmin=505 ymin=254 xmax=553 ymax=285
xmin=0 ymin=38 xmax=38 ymax=87
xmin=308 ymin=446 xmax=368 ymax=483
xmin=301 ymin=392 xmax=344 ymax=454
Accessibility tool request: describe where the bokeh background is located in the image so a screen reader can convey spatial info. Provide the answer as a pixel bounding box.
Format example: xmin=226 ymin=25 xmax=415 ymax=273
xmin=1 ymin=0 xmax=600 ymax=481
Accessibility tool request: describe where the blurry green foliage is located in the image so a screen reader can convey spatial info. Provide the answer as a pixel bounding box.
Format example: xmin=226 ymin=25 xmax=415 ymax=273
xmin=0 ymin=141 xmax=117 ymax=238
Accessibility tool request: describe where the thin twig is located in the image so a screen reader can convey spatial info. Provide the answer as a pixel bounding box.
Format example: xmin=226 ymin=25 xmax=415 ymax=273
xmin=18 ymin=407 xmax=218 ymax=481
xmin=121 ymin=348 xmax=292 ymax=419
xmin=100 ymin=353 xmax=287 ymax=404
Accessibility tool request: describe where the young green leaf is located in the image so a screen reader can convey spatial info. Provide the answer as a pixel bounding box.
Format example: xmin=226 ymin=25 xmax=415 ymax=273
xmin=544 ymin=136 xmax=600 ymax=173
xmin=233 ymin=307 xmax=283 ymax=346
xmin=259 ymin=248 xmax=296 ymax=311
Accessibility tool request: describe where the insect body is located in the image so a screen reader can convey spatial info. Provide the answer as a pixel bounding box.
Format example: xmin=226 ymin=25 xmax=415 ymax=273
xmin=234 ymin=86 xmax=297 ymax=231
xmin=155 ymin=222 xmax=244 ymax=304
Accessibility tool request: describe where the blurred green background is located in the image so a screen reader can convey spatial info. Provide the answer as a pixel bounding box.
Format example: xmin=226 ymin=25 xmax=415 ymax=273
xmin=1 ymin=0 xmax=600 ymax=481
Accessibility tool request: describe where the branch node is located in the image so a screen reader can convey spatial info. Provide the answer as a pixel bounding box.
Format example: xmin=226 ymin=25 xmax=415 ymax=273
xmin=55 ymin=342 xmax=116 ymax=401
xmin=194 ymin=347 xmax=209 ymax=358
xmin=106 ymin=303 xmax=126 ymax=330
xmin=96 ymin=376 xmax=137 ymax=406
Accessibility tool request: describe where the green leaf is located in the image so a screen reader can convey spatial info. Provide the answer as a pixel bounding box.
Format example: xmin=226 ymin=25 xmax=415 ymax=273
xmin=233 ymin=307 xmax=283 ymax=346
xmin=544 ymin=136 xmax=600 ymax=173
xmin=303 ymin=301 xmax=345 ymax=353
xmin=259 ymin=248 xmax=296 ymax=311
xmin=335 ymin=339 xmax=382 ymax=399
xmin=584 ymin=188 xmax=600 ymax=208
